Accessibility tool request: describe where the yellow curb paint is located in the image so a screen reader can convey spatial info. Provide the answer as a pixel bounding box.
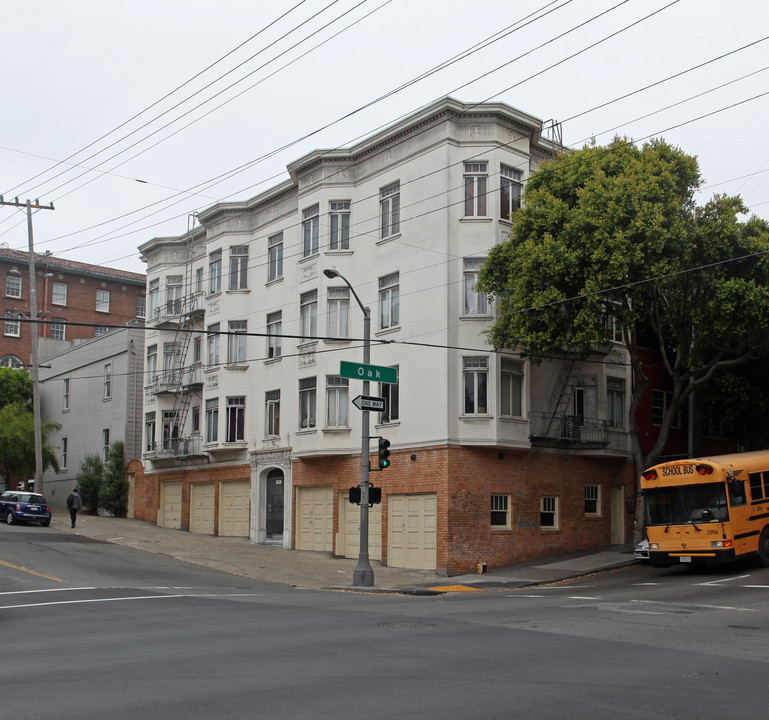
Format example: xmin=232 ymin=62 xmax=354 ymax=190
xmin=427 ymin=585 xmax=483 ymax=592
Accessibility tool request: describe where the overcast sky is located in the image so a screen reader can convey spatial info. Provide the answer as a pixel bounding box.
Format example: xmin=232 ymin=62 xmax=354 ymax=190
xmin=2 ymin=0 xmax=768 ymax=275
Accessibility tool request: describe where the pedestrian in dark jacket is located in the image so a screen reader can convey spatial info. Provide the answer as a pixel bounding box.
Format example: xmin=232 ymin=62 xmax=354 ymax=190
xmin=66 ymin=488 xmax=83 ymax=528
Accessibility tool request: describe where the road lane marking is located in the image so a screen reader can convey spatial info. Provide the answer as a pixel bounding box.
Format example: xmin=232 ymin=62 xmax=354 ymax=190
xmin=696 ymin=575 xmax=751 ymax=586
xmin=0 ymin=559 xmax=65 ymax=582
xmin=0 ymin=587 xmax=96 ymax=596
xmin=632 ymin=599 xmax=757 ymax=612
xmin=0 ymin=591 xmax=265 ymax=610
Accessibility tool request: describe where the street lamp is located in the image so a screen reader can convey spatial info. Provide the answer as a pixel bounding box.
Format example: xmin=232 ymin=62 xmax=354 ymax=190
xmin=323 ymin=267 xmax=374 ymax=586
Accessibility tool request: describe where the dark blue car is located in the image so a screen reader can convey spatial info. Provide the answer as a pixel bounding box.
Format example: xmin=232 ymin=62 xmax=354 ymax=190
xmin=0 ymin=491 xmax=51 ymax=526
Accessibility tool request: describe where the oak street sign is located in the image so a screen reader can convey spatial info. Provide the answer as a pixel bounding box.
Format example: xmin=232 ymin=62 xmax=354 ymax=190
xmin=339 ymin=361 xmax=398 ymax=384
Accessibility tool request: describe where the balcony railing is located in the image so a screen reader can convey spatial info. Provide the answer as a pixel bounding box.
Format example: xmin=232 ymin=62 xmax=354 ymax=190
xmin=147 ymin=436 xmax=204 ymax=459
xmin=529 ymin=411 xmax=609 ymax=448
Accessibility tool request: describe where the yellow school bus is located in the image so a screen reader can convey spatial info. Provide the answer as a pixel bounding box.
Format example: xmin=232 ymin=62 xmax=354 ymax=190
xmin=638 ymin=450 xmax=769 ymax=568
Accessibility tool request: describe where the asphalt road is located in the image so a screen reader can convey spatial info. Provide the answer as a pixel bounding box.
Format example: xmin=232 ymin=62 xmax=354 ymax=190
xmin=2 ymin=524 xmax=768 ymax=719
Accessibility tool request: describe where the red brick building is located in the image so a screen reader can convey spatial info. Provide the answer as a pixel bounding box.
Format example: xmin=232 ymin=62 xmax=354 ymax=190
xmin=0 ymin=248 xmax=146 ymax=368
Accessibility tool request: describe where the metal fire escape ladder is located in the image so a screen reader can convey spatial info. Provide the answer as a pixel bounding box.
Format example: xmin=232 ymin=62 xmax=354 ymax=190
xmin=544 ymin=356 xmax=578 ymax=438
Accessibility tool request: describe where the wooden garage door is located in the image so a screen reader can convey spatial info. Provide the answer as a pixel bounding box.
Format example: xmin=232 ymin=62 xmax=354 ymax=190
xmin=388 ymin=493 xmax=437 ymax=570
xmin=296 ymin=486 xmax=333 ymax=552
xmin=190 ymin=482 xmax=215 ymax=535
xmin=338 ymin=491 xmax=382 ymax=560
xmin=219 ymin=480 xmax=250 ymax=537
xmin=159 ymin=482 xmax=182 ymax=530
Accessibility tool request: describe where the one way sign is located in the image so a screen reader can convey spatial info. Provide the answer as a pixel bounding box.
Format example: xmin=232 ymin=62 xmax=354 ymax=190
xmin=352 ymin=395 xmax=386 ymax=412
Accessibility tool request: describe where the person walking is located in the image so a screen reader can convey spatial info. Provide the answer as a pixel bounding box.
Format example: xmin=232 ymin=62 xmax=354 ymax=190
xmin=66 ymin=488 xmax=83 ymax=528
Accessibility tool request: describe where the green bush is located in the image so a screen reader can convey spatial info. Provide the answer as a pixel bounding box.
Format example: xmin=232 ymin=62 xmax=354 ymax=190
xmin=75 ymin=454 xmax=104 ymax=514
xmin=99 ymin=441 xmax=127 ymax=517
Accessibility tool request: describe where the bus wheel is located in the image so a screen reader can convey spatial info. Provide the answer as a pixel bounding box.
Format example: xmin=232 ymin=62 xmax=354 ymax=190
xmin=759 ymin=528 xmax=769 ymax=568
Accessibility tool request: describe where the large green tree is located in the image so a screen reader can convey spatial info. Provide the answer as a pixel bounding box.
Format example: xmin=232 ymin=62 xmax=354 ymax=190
xmin=0 ymin=403 xmax=60 ymax=489
xmin=478 ymin=137 xmax=769 ymax=474
xmin=0 ymin=367 xmax=33 ymax=408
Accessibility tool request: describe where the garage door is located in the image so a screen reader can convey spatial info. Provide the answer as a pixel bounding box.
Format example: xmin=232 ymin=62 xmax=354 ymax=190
xmin=159 ymin=482 xmax=182 ymax=530
xmin=219 ymin=480 xmax=250 ymax=537
xmin=338 ymin=491 xmax=382 ymax=560
xmin=388 ymin=493 xmax=437 ymax=570
xmin=296 ymin=486 xmax=333 ymax=552
xmin=190 ymin=482 xmax=215 ymax=535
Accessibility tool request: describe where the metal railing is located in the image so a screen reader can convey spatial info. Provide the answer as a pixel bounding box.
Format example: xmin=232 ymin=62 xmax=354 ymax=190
xmin=529 ymin=411 xmax=609 ymax=447
xmin=147 ymin=436 xmax=204 ymax=459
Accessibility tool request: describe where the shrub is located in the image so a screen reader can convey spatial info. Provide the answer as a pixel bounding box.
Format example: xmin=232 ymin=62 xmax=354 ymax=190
xmin=76 ymin=454 xmax=104 ymax=514
xmin=99 ymin=441 xmax=127 ymax=517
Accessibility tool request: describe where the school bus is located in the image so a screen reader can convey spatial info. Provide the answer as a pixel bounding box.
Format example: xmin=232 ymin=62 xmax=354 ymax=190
xmin=637 ymin=450 xmax=769 ymax=568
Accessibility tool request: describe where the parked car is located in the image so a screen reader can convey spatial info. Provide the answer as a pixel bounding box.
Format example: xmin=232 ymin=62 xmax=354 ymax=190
xmin=0 ymin=491 xmax=51 ymax=526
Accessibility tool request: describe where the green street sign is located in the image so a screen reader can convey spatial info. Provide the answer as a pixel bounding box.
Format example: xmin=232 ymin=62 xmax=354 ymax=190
xmin=340 ymin=361 xmax=398 ymax=384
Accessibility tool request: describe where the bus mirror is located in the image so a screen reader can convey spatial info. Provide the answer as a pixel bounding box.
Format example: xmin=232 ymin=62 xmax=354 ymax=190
xmin=626 ymin=497 xmax=635 ymax=514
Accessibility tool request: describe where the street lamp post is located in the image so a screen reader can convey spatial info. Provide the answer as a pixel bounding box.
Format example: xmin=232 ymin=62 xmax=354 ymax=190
xmin=323 ymin=268 xmax=374 ymax=586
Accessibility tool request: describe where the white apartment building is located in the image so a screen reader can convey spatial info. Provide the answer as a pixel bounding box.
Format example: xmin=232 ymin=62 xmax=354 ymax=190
xmin=134 ymin=97 xmax=634 ymax=575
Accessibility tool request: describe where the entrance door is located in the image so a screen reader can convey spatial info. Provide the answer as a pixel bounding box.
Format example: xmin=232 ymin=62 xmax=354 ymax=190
xmin=388 ymin=493 xmax=437 ymax=570
xmin=266 ymin=469 xmax=284 ymax=538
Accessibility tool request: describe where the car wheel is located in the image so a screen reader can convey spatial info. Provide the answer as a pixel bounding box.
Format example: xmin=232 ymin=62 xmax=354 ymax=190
xmin=758 ymin=527 xmax=769 ymax=568
xmin=41 ymin=519 xmax=51 ymax=527
xmin=6 ymin=510 xmax=15 ymax=525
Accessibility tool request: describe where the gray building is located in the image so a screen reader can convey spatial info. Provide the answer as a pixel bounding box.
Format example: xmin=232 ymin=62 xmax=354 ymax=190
xmin=39 ymin=323 xmax=145 ymax=506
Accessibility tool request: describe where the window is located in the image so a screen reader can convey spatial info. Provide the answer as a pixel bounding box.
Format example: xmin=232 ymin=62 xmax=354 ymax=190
xmin=226 ymin=396 xmax=246 ymax=442
xmin=191 ymin=406 xmax=200 ymax=433
xmin=540 ymin=496 xmax=558 ymax=528
xmin=585 ymin=484 xmax=601 ymax=516
xmin=326 ymin=376 xmax=349 ymax=428
xmin=229 ymin=246 xmax=249 ymax=290
xmin=327 ymin=287 xmax=349 ymax=338
xmin=266 ymin=390 xmax=280 ymax=437
xmin=607 ymin=377 xmax=625 ymax=429
xmin=299 ymin=377 xmax=316 ymax=429
xmin=302 ymin=204 xmax=319 ymax=257
xmin=463 ymin=258 xmax=488 ymax=315
xmin=651 ymin=389 xmax=679 ymax=428
xmin=463 ymin=357 xmax=488 ymax=414
xmin=267 ymin=311 xmax=282 ymax=359
xmin=749 ymin=472 xmax=769 ymax=502
xmin=102 ymin=429 xmax=110 ymax=460
xmin=268 ymin=233 xmax=283 ymax=282
xmin=95 ymin=325 xmax=110 ymax=337
xmin=380 ymin=182 xmax=400 ymax=239
xmin=500 ymin=358 xmax=523 ymax=417
xmin=464 ymin=162 xmax=488 ymax=217
xmin=136 ymin=296 xmax=146 ymax=319
xmin=0 ymin=355 xmax=22 ymax=368
xmin=146 ymin=345 xmax=157 ymax=385
xmin=4 ymin=311 xmax=20 ymax=337
xmin=96 ymin=289 xmax=110 ymax=313
xmin=196 ymin=267 xmax=204 ymax=294
xmin=300 ymin=290 xmax=318 ymax=342
xmin=491 ymin=494 xmax=511 ymax=528
xmin=51 ymin=318 xmax=66 ymax=341
xmin=145 ymin=412 xmax=156 ymax=452
xmin=206 ymin=398 xmax=219 ymax=443
xmin=228 ymin=321 xmax=247 ymax=365
xmin=500 ymin=165 xmax=523 ymax=220
xmin=104 ymin=363 xmax=112 ymax=400
xmin=209 ymin=250 xmax=222 ymax=294
xmin=193 ymin=336 xmax=201 ymax=364
xmin=208 ymin=323 xmax=221 ymax=366
xmin=162 ymin=411 xmax=179 ymax=450
xmin=329 ymin=201 xmax=350 ymax=250
xmin=52 ymin=281 xmax=67 ymax=306
xmin=380 ymin=370 xmax=399 ymax=423
xmin=148 ymin=279 xmax=159 ymax=319
xmin=61 ymin=437 xmax=68 ymax=471
xmin=379 ymin=273 xmax=399 ymax=329
xmin=165 ymin=276 xmax=183 ymax=314
xmin=63 ymin=378 xmax=70 ymax=411
xmin=5 ymin=273 xmax=21 ymax=298
xmin=163 ymin=343 xmax=181 ymax=384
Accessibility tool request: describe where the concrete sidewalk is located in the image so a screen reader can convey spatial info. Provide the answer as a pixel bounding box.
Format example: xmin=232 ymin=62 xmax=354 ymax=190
xmin=50 ymin=510 xmax=638 ymax=593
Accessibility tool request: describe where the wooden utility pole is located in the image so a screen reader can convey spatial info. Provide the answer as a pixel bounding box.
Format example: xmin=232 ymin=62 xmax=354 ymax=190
xmin=0 ymin=196 xmax=55 ymax=495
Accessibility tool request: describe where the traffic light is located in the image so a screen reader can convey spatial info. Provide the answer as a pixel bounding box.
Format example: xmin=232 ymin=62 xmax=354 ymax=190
xmin=369 ymin=486 xmax=382 ymax=504
xmin=378 ymin=438 xmax=391 ymax=470
xmin=349 ymin=486 xmax=361 ymax=505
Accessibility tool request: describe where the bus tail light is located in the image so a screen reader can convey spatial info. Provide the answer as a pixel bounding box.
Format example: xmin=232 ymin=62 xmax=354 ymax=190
xmin=642 ymin=469 xmax=658 ymax=481
xmin=710 ymin=540 xmax=733 ymax=549
xmin=696 ymin=464 xmax=714 ymax=475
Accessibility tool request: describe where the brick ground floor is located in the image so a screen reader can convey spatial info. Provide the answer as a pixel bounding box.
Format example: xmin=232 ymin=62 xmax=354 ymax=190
xmin=129 ymin=445 xmax=635 ymax=576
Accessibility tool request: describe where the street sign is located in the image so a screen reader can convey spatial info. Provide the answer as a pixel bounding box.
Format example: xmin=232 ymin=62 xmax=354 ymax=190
xmin=340 ymin=361 xmax=398 ymax=384
xmin=352 ymin=395 xmax=386 ymax=411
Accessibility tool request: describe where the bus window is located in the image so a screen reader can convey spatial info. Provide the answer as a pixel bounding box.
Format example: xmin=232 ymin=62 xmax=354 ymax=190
xmin=646 ymin=482 xmax=728 ymax=525
xmin=749 ymin=472 xmax=766 ymax=502
xmin=728 ymin=479 xmax=747 ymax=507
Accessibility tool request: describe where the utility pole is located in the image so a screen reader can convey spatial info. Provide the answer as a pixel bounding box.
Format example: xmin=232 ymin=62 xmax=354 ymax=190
xmin=0 ymin=196 xmax=55 ymax=495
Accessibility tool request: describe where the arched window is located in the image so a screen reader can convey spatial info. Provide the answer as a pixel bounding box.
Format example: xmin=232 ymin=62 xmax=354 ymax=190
xmin=0 ymin=355 xmax=23 ymax=369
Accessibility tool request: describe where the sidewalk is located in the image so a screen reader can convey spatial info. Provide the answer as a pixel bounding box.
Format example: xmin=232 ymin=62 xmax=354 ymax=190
xmin=50 ymin=511 xmax=638 ymax=593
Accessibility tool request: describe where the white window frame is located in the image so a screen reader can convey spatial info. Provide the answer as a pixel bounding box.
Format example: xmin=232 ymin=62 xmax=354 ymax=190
xmin=226 ymin=396 xmax=246 ymax=443
xmin=325 ymin=376 xmax=349 ymax=428
xmin=51 ymin=318 xmax=66 ymax=341
xmin=266 ymin=390 xmax=280 ymax=437
xmin=329 ymin=201 xmax=350 ymax=250
xmin=299 ymin=377 xmax=317 ymax=430
xmin=268 ymin=233 xmax=283 ymax=282
xmin=540 ymin=496 xmax=559 ymax=529
xmin=267 ymin=311 xmax=282 ymax=359
xmin=165 ymin=276 xmax=183 ymax=315
xmin=327 ymin=287 xmax=350 ymax=338
xmin=148 ymin=279 xmax=159 ymax=319
xmin=208 ymin=323 xmax=221 ymax=366
xmin=102 ymin=428 xmax=110 ymax=460
xmin=463 ymin=357 xmax=489 ymax=415
xmin=227 ymin=320 xmax=247 ymax=365
xmin=52 ymin=281 xmax=68 ymax=306
xmin=209 ymin=249 xmax=222 ymax=295
xmin=61 ymin=437 xmax=68 ymax=471
xmin=205 ymin=398 xmax=219 ymax=443
xmin=464 ymin=162 xmax=488 ymax=217
xmin=96 ymin=289 xmax=110 ymax=313
xmin=229 ymin=246 xmax=249 ymax=290
xmin=4 ymin=311 xmax=20 ymax=337
xmin=491 ymin=494 xmax=511 ymax=528
xmin=500 ymin=165 xmax=523 ymax=221
xmin=136 ymin=295 xmax=146 ymax=319
xmin=300 ymin=290 xmax=318 ymax=342
xmin=380 ymin=182 xmax=400 ymax=239
xmin=379 ymin=273 xmax=399 ymax=329
xmin=463 ymin=258 xmax=489 ymax=315
xmin=500 ymin=358 xmax=523 ymax=418
xmin=302 ymin=204 xmax=319 ymax=258
xmin=379 ymin=370 xmax=399 ymax=424
xmin=63 ymin=378 xmax=70 ymax=411
xmin=5 ymin=273 xmax=21 ymax=298
xmin=585 ymin=484 xmax=601 ymax=516
xmin=607 ymin=376 xmax=625 ymax=429
xmin=145 ymin=412 xmax=156 ymax=452
xmin=103 ymin=363 xmax=112 ymax=400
